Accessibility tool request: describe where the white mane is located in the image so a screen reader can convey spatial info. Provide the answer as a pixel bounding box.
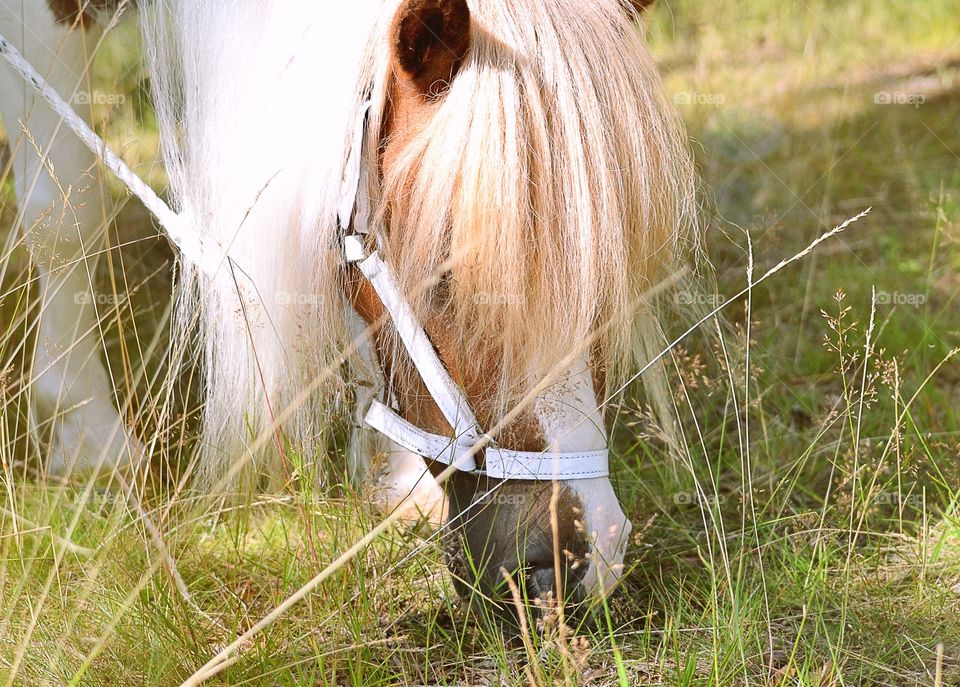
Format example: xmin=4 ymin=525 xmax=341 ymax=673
xmin=142 ymin=1 xmax=387 ymax=491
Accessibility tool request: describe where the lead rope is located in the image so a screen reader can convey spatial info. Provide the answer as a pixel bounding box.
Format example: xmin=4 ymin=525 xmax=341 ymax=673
xmin=0 ymin=32 xmax=236 ymax=290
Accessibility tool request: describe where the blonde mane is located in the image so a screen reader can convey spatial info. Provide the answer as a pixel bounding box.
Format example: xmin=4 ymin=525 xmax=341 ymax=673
xmin=369 ymin=0 xmax=698 ymax=413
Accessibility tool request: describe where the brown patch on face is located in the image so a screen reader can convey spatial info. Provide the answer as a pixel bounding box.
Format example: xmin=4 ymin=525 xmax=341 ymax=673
xmin=46 ymin=0 xmax=129 ymax=26
xmin=529 ymin=483 xmax=585 ymax=548
xmin=347 ymin=249 xmax=593 ymax=605
xmin=343 ymin=261 xmax=449 ymax=438
xmin=346 ymin=0 xmax=612 ymax=476
xmin=341 ymin=0 xmax=622 ymax=611
xmin=444 ymin=472 xmax=591 ymax=608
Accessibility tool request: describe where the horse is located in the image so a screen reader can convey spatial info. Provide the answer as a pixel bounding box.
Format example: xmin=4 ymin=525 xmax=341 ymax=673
xmin=0 ymin=0 xmax=697 ymax=612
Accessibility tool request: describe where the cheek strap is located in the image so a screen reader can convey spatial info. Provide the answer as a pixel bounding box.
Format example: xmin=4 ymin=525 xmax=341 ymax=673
xmin=350 ymin=245 xmax=480 ymax=441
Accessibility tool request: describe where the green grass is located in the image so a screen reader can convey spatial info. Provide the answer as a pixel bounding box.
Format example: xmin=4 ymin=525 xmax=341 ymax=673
xmin=2 ymin=0 xmax=960 ymax=684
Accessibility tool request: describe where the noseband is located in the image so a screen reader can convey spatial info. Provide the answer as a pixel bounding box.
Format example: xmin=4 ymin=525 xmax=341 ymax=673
xmin=339 ymin=101 xmax=609 ymax=481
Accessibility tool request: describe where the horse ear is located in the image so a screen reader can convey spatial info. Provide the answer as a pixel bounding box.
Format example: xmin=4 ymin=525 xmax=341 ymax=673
xmin=392 ymin=0 xmax=471 ymax=97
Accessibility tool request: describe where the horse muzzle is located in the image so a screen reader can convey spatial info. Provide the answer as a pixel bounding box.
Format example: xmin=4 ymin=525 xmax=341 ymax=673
xmin=443 ymin=474 xmax=595 ymax=622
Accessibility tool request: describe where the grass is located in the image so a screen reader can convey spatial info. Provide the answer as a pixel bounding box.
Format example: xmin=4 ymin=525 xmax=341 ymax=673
xmin=2 ymin=0 xmax=960 ymax=684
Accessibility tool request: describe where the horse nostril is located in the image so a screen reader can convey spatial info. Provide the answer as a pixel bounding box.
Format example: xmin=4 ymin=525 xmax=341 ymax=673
xmin=524 ymin=557 xmax=588 ymax=609
xmin=526 ymin=564 xmax=558 ymax=601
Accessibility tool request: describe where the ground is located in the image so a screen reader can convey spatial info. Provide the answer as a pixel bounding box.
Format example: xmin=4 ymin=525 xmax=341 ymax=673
xmin=1 ymin=0 xmax=959 ymax=685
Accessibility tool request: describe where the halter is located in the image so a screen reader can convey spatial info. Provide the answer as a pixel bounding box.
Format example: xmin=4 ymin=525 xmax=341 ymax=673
xmin=339 ymin=101 xmax=609 ymax=481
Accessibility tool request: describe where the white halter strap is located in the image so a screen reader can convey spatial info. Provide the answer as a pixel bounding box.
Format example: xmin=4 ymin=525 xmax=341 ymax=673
xmin=341 ymin=101 xmax=609 ymax=481
xmin=348 ymin=241 xmax=480 ymax=440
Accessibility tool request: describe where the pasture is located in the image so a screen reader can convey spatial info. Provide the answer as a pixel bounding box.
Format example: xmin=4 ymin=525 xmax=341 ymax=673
xmin=1 ymin=0 xmax=959 ymax=684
